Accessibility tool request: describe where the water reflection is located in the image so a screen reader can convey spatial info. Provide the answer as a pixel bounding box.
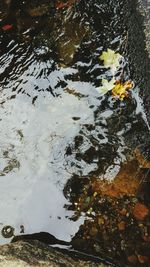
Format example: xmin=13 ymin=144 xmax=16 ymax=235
xmin=0 ymin=86 xmax=94 ymax=244
xmin=0 ymin=2 xmax=149 ymax=263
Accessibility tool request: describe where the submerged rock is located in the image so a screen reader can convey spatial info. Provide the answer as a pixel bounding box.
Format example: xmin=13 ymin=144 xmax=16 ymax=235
xmin=25 ymin=0 xmax=55 ymax=17
xmin=55 ymin=7 xmax=91 ymax=65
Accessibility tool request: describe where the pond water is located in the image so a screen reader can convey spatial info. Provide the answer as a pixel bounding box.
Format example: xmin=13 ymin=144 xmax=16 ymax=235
xmin=0 ymin=0 xmax=150 ymax=265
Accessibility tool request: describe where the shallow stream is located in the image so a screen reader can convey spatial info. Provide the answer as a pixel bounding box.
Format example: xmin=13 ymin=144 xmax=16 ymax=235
xmin=0 ymin=0 xmax=150 ymax=266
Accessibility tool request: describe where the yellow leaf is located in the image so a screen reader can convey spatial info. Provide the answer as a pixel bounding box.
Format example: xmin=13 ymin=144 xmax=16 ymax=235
xmin=112 ymin=80 xmax=133 ymax=100
xmin=96 ymin=78 xmax=116 ymax=95
xmin=99 ymin=49 xmax=121 ymax=73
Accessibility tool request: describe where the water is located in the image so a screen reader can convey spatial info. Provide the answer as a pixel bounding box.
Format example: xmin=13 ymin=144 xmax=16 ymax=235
xmin=0 ymin=0 xmax=150 ymax=265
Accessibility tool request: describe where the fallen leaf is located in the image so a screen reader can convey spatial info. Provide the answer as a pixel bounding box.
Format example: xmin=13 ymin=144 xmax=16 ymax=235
xmin=96 ymin=78 xmax=115 ymax=95
xmin=2 ymin=24 xmax=13 ymax=31
xmin=99 ymin=48 xmax=121 ymax=73
xmin=112 ymin=80 xmax=133 ymax=100
xmin=133 ymin=202 xmax=149 ymax=220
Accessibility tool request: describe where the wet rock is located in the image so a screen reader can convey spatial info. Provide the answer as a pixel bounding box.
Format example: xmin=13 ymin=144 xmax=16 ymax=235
xmin=0 ymin=240 xmax=110 ymax=267
xmin=125 ymin=0 xmax=150 ymax=125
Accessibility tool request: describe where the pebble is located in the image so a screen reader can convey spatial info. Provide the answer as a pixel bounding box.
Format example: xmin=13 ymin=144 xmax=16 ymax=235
xmin=127 ymin=254 xmax=138 ymax=264
xmin=133 ymin=202 xmax=149 ymax=220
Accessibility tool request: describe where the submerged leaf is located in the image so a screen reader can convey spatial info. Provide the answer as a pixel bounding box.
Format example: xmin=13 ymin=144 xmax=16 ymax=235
xmin=112 ymin=80 xmax=133 ymax=100
xmin=99 ymin=49 xmax=121 ymax=73
xmin=96 ymin=78 xmax=116 ymax=95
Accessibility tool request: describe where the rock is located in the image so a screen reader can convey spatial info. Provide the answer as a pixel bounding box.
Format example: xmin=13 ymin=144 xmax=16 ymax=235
xmin=118 ymin=221 xmax=126 ymax=231
xmin=0 ymin=240 xmax=110 ymax=267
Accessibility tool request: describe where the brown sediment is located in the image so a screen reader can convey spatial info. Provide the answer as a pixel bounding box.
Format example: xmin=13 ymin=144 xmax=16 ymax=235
xmin=133 ymin=202 xmax=149 ymax=220
xmin=71 ymin=189 xmax=150 ymax=266
xmin=92 ymin=159 xmax=143 ymax=198
xmin=69 ymin=157 xmax=150 ymax=265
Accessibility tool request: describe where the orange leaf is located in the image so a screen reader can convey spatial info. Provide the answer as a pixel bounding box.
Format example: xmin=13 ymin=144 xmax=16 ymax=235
xmin=112 ymin=80 xmax=133 ymax=100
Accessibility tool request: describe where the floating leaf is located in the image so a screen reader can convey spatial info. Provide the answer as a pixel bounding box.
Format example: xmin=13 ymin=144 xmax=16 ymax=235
xmin=96 ymin=78 xmax=116 ymax=95
xmin=96 ymin=79 xmax=133 ymax=100
xmin=112 ymin=80 xmax=133 ymax=100
xmin=99 ymin=48 xmax=121 ymax=73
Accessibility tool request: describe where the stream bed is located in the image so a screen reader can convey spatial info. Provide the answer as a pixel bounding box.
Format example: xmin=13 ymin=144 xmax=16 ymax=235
xmin=0 ymin=0 xmax=150 ymax=266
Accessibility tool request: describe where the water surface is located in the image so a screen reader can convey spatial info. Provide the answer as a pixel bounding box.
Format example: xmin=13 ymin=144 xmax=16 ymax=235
xmin=0 ymin=1 xmax=149 ymax=265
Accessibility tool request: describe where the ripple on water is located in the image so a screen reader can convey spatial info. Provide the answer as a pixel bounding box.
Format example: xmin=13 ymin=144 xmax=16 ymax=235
xmin=0 ymin=1 xmax=149 ymax=257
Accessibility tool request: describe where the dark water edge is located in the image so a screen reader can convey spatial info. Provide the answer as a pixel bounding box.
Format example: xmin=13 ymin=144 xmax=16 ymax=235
xmin=125 ymin=0 xmax=150 ymax=128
